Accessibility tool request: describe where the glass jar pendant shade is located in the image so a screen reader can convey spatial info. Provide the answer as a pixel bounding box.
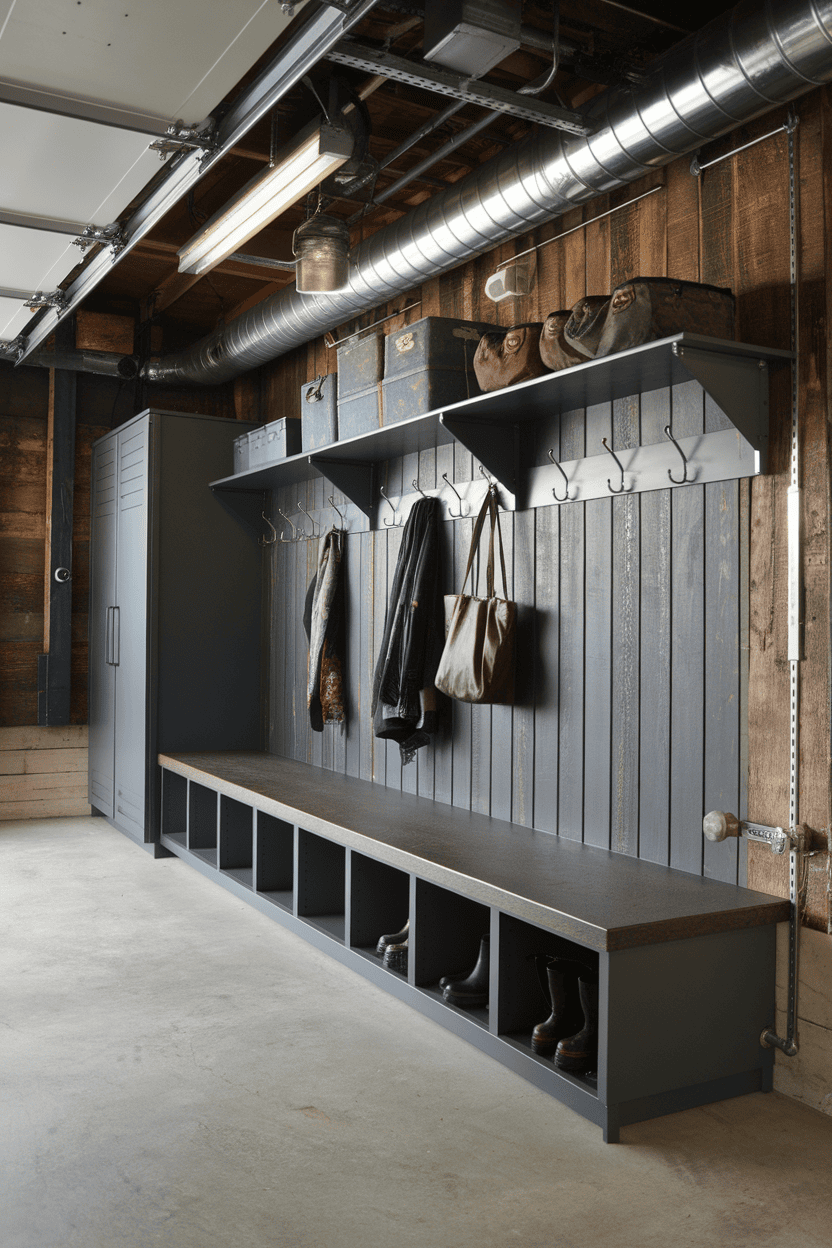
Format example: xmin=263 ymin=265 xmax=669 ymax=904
xmin=293 ymin=212 xmax=351 ymax=293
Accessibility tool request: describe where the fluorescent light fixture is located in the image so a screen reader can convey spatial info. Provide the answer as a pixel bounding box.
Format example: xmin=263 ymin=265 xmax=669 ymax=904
xmin=177 ymin=119 xmax=353 ymax=277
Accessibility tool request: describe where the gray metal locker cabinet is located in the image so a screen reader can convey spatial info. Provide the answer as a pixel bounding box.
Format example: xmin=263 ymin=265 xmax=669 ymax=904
xmin=88 ymin=409 xmax=261 ymax=849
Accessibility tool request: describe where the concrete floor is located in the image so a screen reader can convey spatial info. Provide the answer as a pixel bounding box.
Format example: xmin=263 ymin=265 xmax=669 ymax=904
xmin=2 ymin=818 xmax=831 ymax=1248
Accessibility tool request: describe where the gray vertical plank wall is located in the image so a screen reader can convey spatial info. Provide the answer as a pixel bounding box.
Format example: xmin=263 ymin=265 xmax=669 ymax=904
xmin=269 ymin=394 xmax=745 ymax=885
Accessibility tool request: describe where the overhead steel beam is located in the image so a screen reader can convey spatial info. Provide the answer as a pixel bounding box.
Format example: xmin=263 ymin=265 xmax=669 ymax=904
xmin=0 ymin=80 xmax=170 ymax=136
xmin=325 ymin=42 xmax=597 ymax=134
xmin=0 ymin=285 xmax=36 ymax=302
xmin=15 ymin=0 xmax=381 ymax=365
xmin=0 ymin=208 xmax=89 ymax=236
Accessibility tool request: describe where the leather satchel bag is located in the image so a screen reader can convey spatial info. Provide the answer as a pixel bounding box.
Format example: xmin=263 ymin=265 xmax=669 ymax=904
xmin=593 ymin=276 xmax=735 ymax=356
xmin=563 ymin=295 xmax=611 ymax=359
xmin=435 ymin=488 xmax=516 ymax=705
xmin=473 ymin=323 xmax=548 ymax=392
xmin=539 ymin=310 xmax=587 ymax=372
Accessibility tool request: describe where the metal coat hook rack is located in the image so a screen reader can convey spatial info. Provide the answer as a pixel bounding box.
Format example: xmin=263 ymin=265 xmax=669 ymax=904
xmin=442 ymin=473 xmax=466 ymax=518
xmin=547 ymin=449 xmax=577 ymax=503
xmin=601 ymin=438 xmax=631 ymax=494
xmin=276 ymin=507 xmax=299 ymax=542
xmin=664 ymin=425 xmax=695 ymax=484
xmin=328 ymin=496 xmax=347 ymax=528
xmin=380 ymin=485 xmax=402 ymax=526
xmin=296 ymin=500 xmax=320 ymax=539
xmin=260 ymin=512 xmax=278 ymax=545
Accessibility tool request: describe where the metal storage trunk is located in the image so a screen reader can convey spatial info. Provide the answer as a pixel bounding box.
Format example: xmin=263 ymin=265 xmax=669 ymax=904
xmin=381 ymin=316 xmax=497 ymax=424
xmin=300 ymin=373 xmax=338 ymax=451
xmin=248 ymin=417 xmax=301 ymax=468
xmin=336 ymin=333 xmax=384 ymax=440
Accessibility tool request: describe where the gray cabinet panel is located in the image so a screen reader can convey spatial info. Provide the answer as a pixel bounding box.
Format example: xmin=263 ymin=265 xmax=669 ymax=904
xmin=88 ymin=409 xmax=262 ymax=847
xmin=88 ymin=438 xmax=117 ymax=817
xmin=113 ymin=422 xmax=149 ymax=840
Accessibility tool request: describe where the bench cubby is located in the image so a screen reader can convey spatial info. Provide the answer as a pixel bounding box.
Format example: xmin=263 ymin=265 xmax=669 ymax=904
xmin=188 ymin=782 xmax=218 ymax=865
xmin=255 ymin=812 xmax=294 ymax=910
xmin=348 ymin=852 xmax=410 ymax=970
xmin=219 ymin=796 xmax=253 ymax=889
xmin=158 ymin=750 xmax=789 ymax=1143
xmin=161 ymin=770 xmax=187 ymax=847
xmin=296 ymin=829 xmax=346 ymax=943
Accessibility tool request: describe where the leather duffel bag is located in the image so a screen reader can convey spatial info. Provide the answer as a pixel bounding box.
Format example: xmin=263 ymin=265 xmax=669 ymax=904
xmin=562 ymin=295 xmax=611 ymax=359
xmin=473 ymin=323 xmax=548 ymax=392
xmin=539 ymin=310 xmax=587 ymax=372
xmin=594 ymin=276 xmax=735 ymax=356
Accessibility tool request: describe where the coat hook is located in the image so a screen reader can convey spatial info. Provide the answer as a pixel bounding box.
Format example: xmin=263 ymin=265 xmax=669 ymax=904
xmin=547 ymin=449 xmax=576 ymax=503
xmin=260 ymin=512 xmax=278 ymax=546
xmin=664 ymin=425 xmax=694 ymax=485
xmin=380 ymin=484 xmax=401 ymax=527
xmin=412 ymin=477 xmax=430 ymax=499
xmin=478 ymin=463 xmax=495 ymax=485
xmin=328 ymin=496 xmax=346 ymax=526
xmin=276 ymin=507 xmax=299 ymax=542
xmin=296 ymin=500 xmax=319 ymax=538
xmin=601 ymin=437 xmax=629 ymax=494
xmin=441 ymin=472 xmax=466 ymax=518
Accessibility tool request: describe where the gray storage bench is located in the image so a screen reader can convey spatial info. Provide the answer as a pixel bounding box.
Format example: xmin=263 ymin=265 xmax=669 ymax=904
xmin=158 ymin=750 xmax=789 ymax=1143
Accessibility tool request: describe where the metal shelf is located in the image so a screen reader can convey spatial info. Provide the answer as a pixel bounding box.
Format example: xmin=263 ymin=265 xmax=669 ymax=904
xmin=210 ymin=333 xmax=792 ymax=530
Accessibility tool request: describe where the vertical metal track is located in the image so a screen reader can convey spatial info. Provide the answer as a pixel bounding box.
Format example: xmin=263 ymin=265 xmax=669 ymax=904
xmin=763 ymin=111 xmax=802 ymax=1057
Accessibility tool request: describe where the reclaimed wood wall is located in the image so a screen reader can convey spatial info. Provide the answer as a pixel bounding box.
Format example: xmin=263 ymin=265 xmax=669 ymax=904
xmin=265 ymin=92 xmax=832 ymax=911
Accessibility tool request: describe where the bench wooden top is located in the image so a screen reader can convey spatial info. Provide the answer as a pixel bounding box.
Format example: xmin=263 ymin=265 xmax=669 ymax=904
xmin=159 ymin=751 xmax=790 ymax=952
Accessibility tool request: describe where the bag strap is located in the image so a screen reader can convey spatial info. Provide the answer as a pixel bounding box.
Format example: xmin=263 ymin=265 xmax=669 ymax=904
xmin=486 ymin=489 xmax=508 ymax=600
xmin=461 ymin=485 xmax=508 ymax=599
xmin=460 ymin=489 xmax=493 ymax=594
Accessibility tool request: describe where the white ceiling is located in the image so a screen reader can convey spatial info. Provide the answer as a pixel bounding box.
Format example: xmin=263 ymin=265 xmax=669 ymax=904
xmin=0 ymin=0 xmax=306 ymax=340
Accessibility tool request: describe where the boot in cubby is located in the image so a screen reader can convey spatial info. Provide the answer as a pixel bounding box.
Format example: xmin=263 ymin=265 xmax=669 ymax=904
xmin=554 ymin=971 xmax=599 ymax=1075
xmin=530 ymin=957 xmax=587 ymax=1056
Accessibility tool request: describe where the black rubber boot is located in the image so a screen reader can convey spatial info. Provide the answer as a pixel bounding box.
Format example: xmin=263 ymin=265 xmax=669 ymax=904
xmin=530 ymin=958 xmax=586 ymax=1056
xmin=376 ymin=920 xmax=409 ymax=956
xmin=554 ymin=973 xmax=599 ymax=1074
xmin=438 ymin=966 xmax=472 ymax=990
xmin=442 ymin=934 xmax=490 ymax=1007
xmin=382 ymin=939 xmax=408 ymax=974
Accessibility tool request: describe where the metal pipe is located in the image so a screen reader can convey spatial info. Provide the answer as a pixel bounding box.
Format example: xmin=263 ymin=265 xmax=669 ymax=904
xmin=362 ymin=109 xmax=498 ymax=213
xmin=144 ymin=0 xmax=832 ymax=386
xmin=345 ymin=98 xmax=468 ymax=208
xmin=6 ymin=350 xmax=139 ymax=377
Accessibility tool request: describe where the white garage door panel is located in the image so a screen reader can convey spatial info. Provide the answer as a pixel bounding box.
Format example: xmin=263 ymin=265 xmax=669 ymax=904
xmin=0 ymin=0 xmax=304 ymax=124
xmin=0 ymin=222 xmax=72 ymax=286
xmin=0 ymin=103 xmax=159 ymax=221
xmin=0 ymin=296 xmax=33 ymax=338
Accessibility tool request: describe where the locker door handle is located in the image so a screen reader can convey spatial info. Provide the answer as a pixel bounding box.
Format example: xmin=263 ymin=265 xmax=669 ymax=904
xmin=112 ymin=606 xmax=120 ymax=667
xmin=106 ymin=607 xmax=113 ymax=666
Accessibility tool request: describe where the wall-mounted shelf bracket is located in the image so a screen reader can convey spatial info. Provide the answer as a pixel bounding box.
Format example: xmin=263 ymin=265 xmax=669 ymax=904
xmin=210 ymin=486 xmax=268 ymax=539
xmin=439 ymin=414 xmax=518 ymax=508
xmin=672 ymin=343 xmax=769 ymax=468
xmin=309 ymin=457 xmax=375 ymax=515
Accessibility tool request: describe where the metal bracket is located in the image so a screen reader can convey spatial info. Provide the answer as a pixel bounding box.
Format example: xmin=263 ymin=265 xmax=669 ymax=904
xmin=23 ymin=290 xmax=70 ymax=312
xmin=149 ymin=119 xmax=218 ymax=161
xmin=672 ymin=343 xmax=769 ymax=466
xmin=326 ymin=41 xmax=596 ymax=135
xmin=72 ymin=222 xmax=127 ymax=256
xmin=0 ymin=334 xmax=28 ymax=362
xmin=308 ymin=457 xmax=375 ymax=515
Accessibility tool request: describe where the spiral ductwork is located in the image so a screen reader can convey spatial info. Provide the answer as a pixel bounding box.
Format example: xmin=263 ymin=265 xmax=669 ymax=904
xmin=144 ymin=0 xmax=832 ymax=386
